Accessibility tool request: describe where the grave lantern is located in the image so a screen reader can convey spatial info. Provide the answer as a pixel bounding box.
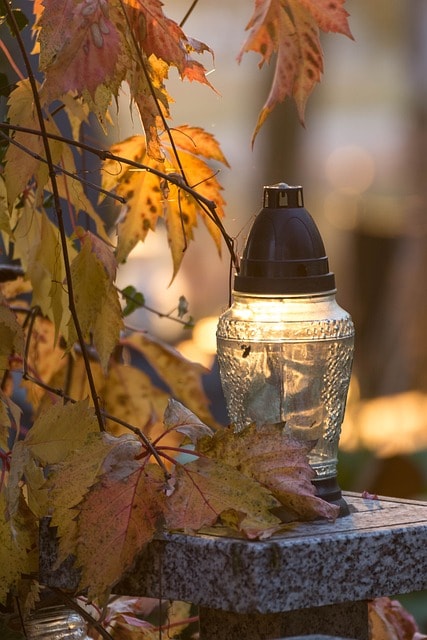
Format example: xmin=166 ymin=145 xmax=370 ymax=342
xmin=216 ymin=183 xmax=354 ymax=510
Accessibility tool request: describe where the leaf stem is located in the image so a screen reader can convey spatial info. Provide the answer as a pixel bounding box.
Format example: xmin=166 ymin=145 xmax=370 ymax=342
xmin=102 ymin=410 xmax=171 ymax=479
xmin=119 ymin=287 xmax=194 ymax=328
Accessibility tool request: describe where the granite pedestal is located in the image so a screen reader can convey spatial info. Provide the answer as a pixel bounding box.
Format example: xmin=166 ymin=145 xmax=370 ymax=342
xmin=40 ymin=493 xmax=427 ymax=639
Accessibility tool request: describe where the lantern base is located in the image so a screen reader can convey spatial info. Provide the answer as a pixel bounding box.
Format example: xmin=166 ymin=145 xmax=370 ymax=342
xmin=312 ymin=476 xmax=350 ymax=517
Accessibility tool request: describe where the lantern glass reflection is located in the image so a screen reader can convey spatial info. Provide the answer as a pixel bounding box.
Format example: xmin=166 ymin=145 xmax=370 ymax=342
xmin=217 ymin=292 xmax=354 ymax=480
xmin=216 ymin=182 xmax=354 ymax=506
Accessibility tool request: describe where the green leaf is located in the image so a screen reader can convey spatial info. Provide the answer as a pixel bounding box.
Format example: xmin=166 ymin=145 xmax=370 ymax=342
xmin=0 ymin=9 xmax=28 ymax=34
xmin=121 ymin=285 xmax=145 ymax=317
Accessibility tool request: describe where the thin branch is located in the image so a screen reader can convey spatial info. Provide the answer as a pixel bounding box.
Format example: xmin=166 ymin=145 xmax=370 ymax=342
xmin=180 ymin=0 xmax=200 ymax=28
xmin=102 ymin=411 xmax=170 ymax=478
xmin=0 ymin=121 xmax=239 ymax=269
xmin=49 ymin=589 xmax=115 ymax=640
xmin=117 ymin=0 xmax=188 ymax=185
xmin=119 ymin=286 xmax=194 ymax=328
xmin=2 ymin=3 xmax=105 ymax=432
xmin=0 ymin=129 xmax=126 ymax=205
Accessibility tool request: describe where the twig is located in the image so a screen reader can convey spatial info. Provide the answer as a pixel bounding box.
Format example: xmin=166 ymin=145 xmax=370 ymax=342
xmin=0 ymin=129 xmax=126 ymax=204
xmin=180 ymin=0 xmax=200 ymax=27
xmin=117 ymin=0 xmax=189 ymax=186
xmin=0 ymin=121 xmax=239 ymax=268
xmin=2 ymin=3 xmax=105 ymax=432
xmin=119 ymin=287 xmax=194 ymax=328
xmin=49 ymin=589 xmax=115 ymax=640
xmin=102 ymin=411 xmax=171 ymax=478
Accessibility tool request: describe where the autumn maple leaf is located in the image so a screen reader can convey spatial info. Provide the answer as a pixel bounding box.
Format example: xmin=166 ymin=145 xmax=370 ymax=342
xmin=165 ymin=456 xmax=282 ymax=538
xmin=36 ymin=0 xmax=125 ymax=104
xmin=76 ymin=461 xmax=167 ymax=604
xmin=67 ymin=232 xmax=123 ymax=371
xmin=369 ymin=597 xmax=425 ymax=640
xmin=125 ymin=333 xmax=217 ymax=428
xmin=197 ymin=423 xmax=339 ymax=522
xmin=102 ymin=126 xmax=228 ymax=278
xmin=34 ymin=0 xmax=215 ymax=158
xmin=239 ymin=0 xmax=353 ymax=141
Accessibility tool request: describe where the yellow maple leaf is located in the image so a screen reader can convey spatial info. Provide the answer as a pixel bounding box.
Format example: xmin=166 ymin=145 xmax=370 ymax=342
xmin=54 ymin=142 xmax=110 ymax=243
xmin=24 ymin=399 xmax=99 ymax=465
xmin=67 ymin=232 xmax=123 ymax=371
xmin=198 ymin=423 xmax=339 ymax=522
xmin=21 ymin=316 xmax=67 ymax=411
xmin=165 ymin=456 xmax=281 ymax=537
xmin=0 ymin=293 xmax=24 ymax=372
xmin=5 ymin=80 xmax=64 ymax=208
xmin=13 ymin=204 xmax=73 ymax=341
xmin=124 ymin=332 xmax=216 ymax=428
xmin=7 ymin=441 xmax=47 ymax=520
xmin=0 ymin=390 xmax=21 ymax=452
xmin=101 ymin=361 xmax=170 ymax=436
xmin=0 ymin=177 xmax=12 ymax=237
xmin=104 ymin=125 xmax=228 ymax=277
xmin=0 ymin=491 xmax=38 ymax=605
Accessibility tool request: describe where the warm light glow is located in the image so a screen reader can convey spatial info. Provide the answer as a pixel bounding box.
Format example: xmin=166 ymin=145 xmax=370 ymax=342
xmin=325 ymin=145 xmax=376 ymax=195
xmin=193 ymin=316 xmax=219 ymax=356
xmin=176 ymin=315 xmax=219 ymax=368
xmin=341 ymin=388 xmax=427 ymax=457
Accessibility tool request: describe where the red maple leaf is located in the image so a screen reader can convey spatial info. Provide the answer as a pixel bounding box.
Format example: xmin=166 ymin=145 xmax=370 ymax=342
xmin=239 ymin=0 xmax=353 ymax=141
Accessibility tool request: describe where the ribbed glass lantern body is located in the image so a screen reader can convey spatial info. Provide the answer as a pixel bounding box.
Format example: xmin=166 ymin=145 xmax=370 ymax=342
xmin=25 ymin=606 xmax=87 ymax=640
xmin=217 ymin=292 xmax=354 ymax=480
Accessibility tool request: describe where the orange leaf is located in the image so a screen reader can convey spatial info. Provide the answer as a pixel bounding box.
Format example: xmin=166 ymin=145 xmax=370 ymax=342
xmin=76 ymin=462 xmax=167 ymax=603
xmin=369 ymin=597 xmax=420 ymax=640
xmin=37 ymin=0 xmax=125 ymax=104
xmin=124 ymin=0 xmax=214 ymax=87
xmin=104 ymin=127 xmax=227 ymax=276
xmin=198 ymin=424 xmax=339 ymax=522
xmin=165 ymin=456 xmax=281 ymax=537
xmin=239 ymin=0 xmax=353 ymax=138
xmin=298 ymin=0 xmax=353 ymax=36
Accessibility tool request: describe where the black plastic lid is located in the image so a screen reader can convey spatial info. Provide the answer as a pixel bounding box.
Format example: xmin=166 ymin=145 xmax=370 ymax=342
xmin=234 ymin=183 xmax=336 ymax=295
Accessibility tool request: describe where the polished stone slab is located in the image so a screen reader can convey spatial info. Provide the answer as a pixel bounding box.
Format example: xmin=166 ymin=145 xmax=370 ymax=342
xmin=40 ymin=493 xmax=427 ymax=639
xmin=114 ymin=493 xmax=427 ymax=613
